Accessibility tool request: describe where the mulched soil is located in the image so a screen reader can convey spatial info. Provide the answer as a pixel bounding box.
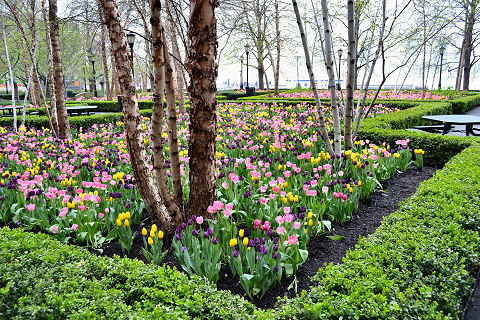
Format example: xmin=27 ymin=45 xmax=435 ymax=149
xmin=90 ymin=165 xmax=436 ymax=309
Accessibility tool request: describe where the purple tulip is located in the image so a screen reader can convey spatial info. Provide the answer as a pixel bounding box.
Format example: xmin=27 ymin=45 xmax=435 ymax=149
xmin=192 ymin=229 xmax=198 ymax=237
xmin=233 ymin=250 xmax=239 ymax=258
xmin=212 ymin=237 xmax=218 ymax=244
xmin=273 ymin=251 xmax=279 ymax=259
xmin=274 ymin=266 xmax=279 ymax=273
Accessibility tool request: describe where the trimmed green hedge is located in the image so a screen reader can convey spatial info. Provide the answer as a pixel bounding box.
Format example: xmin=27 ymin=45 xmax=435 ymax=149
xmin=0 ymin=227 xmax=266 ymax=320
xmin=276 ymin=142 xmax=480 ymax=319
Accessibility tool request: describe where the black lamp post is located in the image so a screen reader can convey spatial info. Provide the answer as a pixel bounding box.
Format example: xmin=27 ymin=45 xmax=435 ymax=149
xmin=5 ymin=78 xmax=8 ymax=94
xmin=438 ymin=46 xmax=445 ymax=90
xmin=245 ymin=44 xmax=251 ymax=92
xmin=240 ymin=56 xmax=244 ymax=90
xmin=100 ymin=77 xmax=105 ymax=96
xmin=88 ymin=53 xmax=98 ymax=97
xmin=126 ymin=32 xmax=136 ymax=78
xmin=337 ymin=48 xmax=343 ymax=90
xmin=296 ymin=56 xmax=300 ymax=88
xmin=83 ymin=67 xmax=87 ymax=91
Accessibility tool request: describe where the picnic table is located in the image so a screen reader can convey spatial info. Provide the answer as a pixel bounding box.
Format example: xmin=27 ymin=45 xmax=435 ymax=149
xmin=420 ymin=114 xmax=480 ymax=136
xmin=0 ymin=106 xmax=23 ymax=117
xmin=66 ymin=105 xmax=97 ymax=116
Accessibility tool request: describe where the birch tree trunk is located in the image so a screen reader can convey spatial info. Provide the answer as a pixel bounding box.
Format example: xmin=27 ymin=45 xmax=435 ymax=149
xmin=462 ymin=4 xmax=476 ymax=91
xmin=352 ymin=0 xmax=386 ymax=139
xmin=2 ymin=10 xmax=17 ymax=132
xmin=99 ymin=0 xmax=173 ymax=233
xmin=49 ymin=0 xmax=71 ymax=139
xmin=149 ymin=0 xmax=184 ymax=227
xmin=99 ymin=4 xmax=112 ymax=101
xmin=274 ymin=0 xmax=281 ymax=96
xmin=344 ymin=0 xmax=356 ymax=151
xmin=42 ymin=0 xmax=58 ymax=133
xmin=187 ymin=0 xmax=219 ymax=219
xmin=165 ymin=1 xmax=187 ymax=114
xmin=319 ymin=0 xmax=341 ymax=154
xmin=292 ymin=0 xmax=334 ymax=155
xmin=163 ymin=30 xmax=184 ymax=213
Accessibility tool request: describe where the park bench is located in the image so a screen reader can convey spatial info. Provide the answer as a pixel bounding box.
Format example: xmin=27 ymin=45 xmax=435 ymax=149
xmin=412 ymin=125 xmax=449 ymax=133
xmin=66 ymin=105 xmax=97 ymax=116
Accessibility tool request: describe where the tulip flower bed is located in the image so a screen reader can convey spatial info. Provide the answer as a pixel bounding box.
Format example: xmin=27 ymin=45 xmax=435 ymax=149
xmin=0 ymin=101 xmax=425 ymax=300
xmin=273 ymin=89 xmax=456 ymax=100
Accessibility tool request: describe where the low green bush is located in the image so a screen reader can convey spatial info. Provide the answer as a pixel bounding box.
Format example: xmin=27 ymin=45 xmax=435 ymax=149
xmin=0 ymin=227 xmax=265 ymax=320
xmin=276 ymin=142 xmax=480 ymax=319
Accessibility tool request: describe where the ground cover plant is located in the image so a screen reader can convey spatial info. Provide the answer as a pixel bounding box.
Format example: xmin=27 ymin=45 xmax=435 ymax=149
xmin=0 ymin=101 xmax=424 ymax=299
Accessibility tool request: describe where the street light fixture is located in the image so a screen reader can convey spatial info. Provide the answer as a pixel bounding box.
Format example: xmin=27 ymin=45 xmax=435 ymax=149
xmin=245 ymin=44 xmax=251 ymax=94
xmin=100 ymin=77 xmax=105 ymax=96
xmin=88 ymin=53 xmax=98 ymax=97
xmin=296 ymin=56 xmax=301 ymax=89
xmin=126 ymin=32 xmax=136 ymax=77
xmin=337 ymin=48 xmax=343 ymax=90
xmin=438 ymin=46 xmax=446 ymax=90
xmin=240 ymin=56 xmax=244 ymax=90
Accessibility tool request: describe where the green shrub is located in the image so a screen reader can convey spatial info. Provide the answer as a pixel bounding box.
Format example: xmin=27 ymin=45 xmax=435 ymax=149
xmin=276 ymin=142 xmax=480 ymax=319
xmin=0 ymin=227 xmax=266 ymax=320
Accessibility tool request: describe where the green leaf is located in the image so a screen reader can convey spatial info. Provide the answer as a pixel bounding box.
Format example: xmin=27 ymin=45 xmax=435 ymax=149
xmin=326 ymin=235 xmax=345 ymax=241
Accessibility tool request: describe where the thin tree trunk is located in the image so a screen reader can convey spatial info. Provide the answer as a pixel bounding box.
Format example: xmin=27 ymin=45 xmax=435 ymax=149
xmin=149 ymin=0 xmax=185 ymax=227
xmin=165 ymin=1 xmax=187 ymax=113
xmin=187 ymin=0 xmax=219 ymax=219
xmin=455 ymin=19 xmax=468 ymax=91
xmin=344 ymin=0 xmax=356 ymax=151
xmin=162 ymin=30 xmax=184 ymax=214
xmin=462 ymin=6 xmax=475 ymax=91
xmin=99 ymin=0 xmax=173 ymax=233
xmin=99 ymin=4 xmax=112 ymax=100
xmin=292 ymin=0 xmax=334 ymax=155
xmin=49 ymin=0 xmax=71 ymax=139
xmin=2 ymin=11 xmax=17 ymax=132
xmin=352 ymin=0 xmax=386 ymax=139
xmin=319 ymin=0 xmax=341 ymax=154
xmin=274 ymin=0 xmax=281 ymax=96
xmin=42 ymin=0 xmax=58 ymax=133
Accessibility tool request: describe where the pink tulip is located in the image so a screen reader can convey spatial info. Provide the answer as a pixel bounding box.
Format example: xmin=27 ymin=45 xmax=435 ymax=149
xmin=26 ymin=203 xmax=36 ymax=211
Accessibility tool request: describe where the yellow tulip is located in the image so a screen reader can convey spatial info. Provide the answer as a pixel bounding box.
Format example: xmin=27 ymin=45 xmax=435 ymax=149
xmin=239 ymin=229 xmax=244 ymax=237
xmin=142 ymin=228 xmax=147 ymax=236
xmin=116 ymin=219 xmax=122 ymax=226
xmin=150 ymin=230 xmax=155 ymax=238
xmin=229 ymin=238 xmax=238 ymax=247
xmin=148 ymin=237 xmax=154 ymax=245
xmin=158 ymin=230 xmax=164 ymax=239
xmin=243 ymin=237 xmax=249 ymax=246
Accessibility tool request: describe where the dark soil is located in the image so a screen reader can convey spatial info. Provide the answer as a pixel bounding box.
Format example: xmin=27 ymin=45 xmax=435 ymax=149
xmin=91 ymin=166 xmax=436 ymax=309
